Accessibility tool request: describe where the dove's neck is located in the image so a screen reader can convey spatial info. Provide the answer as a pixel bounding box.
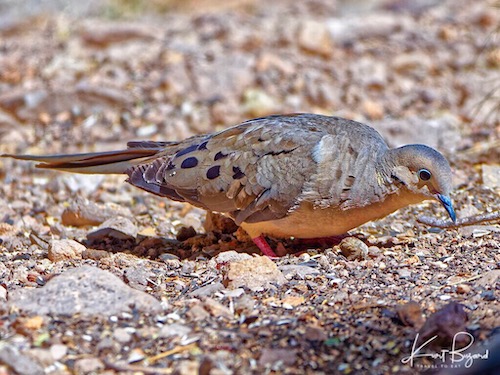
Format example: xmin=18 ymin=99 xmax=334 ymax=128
xmin=378 ymin=147 xmax=416 ymax=188
xmin=378 ymin=148 xmax=401 ymax=176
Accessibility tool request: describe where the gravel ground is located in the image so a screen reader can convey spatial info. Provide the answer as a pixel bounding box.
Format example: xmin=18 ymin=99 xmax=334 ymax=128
xmin=0 ymin=0 xmax=499 ymax=374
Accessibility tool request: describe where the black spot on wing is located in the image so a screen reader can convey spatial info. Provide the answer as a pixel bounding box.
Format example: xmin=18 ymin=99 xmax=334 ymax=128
xmin=197 ymin=141 xmax=208 ymax=150
xmin=214 ymin=151 xmax=228 ymax=161
xmin=206 ymin=165 xmax=220 ymax=180
xmin=181 ymin=157 xmax=198 ymax=169
xmin=232 ymin=166 xmax=245 ymax=179
xmin=263 ymin=147 xmax=299 ymax=156
xmin=176 ymin=144 xmax=198 ymax=157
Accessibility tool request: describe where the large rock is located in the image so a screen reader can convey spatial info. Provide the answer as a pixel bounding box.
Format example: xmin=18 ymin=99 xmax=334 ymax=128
xmin=8 ymin=266 xmax=161 ymax=316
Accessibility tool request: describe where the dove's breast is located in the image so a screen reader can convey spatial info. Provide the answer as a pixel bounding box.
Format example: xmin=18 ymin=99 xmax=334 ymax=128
xmin=240 ymin=189 xmax=428 ymax=239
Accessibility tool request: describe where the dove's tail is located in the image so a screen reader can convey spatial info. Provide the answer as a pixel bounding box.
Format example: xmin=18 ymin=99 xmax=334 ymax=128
xmin=2 ymin=141 xmax=171 ymax=174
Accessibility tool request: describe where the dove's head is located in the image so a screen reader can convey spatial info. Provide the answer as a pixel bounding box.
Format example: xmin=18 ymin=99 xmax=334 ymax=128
xmin=387 ymin=144 xmax=456 ymax=222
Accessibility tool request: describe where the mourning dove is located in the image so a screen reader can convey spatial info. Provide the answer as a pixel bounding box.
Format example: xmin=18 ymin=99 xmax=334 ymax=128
xmin=3 ymin=114 xmax=456 ymax=256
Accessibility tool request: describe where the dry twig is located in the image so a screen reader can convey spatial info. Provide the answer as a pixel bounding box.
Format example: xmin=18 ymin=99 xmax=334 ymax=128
xmin=418 ymin=211 xmax=500 ymax=228
xmin=146 ymin=343 xmax=199 ymax=364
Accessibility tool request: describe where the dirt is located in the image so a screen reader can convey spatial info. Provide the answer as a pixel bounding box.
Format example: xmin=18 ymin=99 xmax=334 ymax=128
xmin=0 ymin=0 xmax=499 ymax=374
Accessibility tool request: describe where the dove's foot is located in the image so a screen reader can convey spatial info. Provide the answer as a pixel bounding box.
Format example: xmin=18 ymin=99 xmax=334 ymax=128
xmin=252 ymin=235 xmax=278 ymax=258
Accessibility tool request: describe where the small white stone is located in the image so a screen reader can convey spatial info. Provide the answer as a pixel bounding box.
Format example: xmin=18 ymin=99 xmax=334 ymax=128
xmin=50 ymin=344 xmax=68 ymax=361
xmin=48 ymin=239 xmax=85 ymax=262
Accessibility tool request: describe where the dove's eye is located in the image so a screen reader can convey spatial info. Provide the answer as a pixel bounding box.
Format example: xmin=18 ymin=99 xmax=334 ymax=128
xmin=418 ymin=169 xmax=432 ymax=181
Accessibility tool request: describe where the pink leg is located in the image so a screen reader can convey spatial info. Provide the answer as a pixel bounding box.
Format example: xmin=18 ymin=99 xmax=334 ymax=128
xmin=252 ymin=235 xmax=278 ymax=257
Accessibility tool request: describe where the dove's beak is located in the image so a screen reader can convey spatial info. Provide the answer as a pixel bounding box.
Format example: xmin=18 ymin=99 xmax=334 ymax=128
xmin=437 ymin=194 xmax=456 ymax=223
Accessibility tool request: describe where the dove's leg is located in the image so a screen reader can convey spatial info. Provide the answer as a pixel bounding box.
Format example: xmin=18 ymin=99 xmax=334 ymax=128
xmin=252 ymin=235 xmax=278 ymax=257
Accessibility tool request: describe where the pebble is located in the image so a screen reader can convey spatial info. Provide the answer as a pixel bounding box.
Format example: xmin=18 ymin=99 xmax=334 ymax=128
xmin=368 ymin=246 xmax=382 ymax=258
xmin=349 ymin=58 xmax=387 ymax=88
xmin=305 ymin=325 xmax=328 ymax=341
xmin=281 ymin=295 xmax=304 ymax=308
xmin=439 ymin=295 xmax=452 ymax=301
xmin=392 ymin=52 xmax=433 ymax=75
xmin=49 ymin=344 xmax=68 ymax=361
xmin=176 ymin=225 xmax=197 ymax=241
xmin=327 ymin=13 xmax=413 ymax=44
xmin=223 ymin=288 xmax=245 ymax=298
xmin=432 ymin=261 xmax=448 ymax=270
xmin=87 ymin=216 xmax=138 ymax=241
xmin=397 ymin=268 xmax=412 ymax=279
xmin=113 ymin=327 xmax=132 ymax=343
xmin=123 ymin=265 xmax=155 ymax=291
xmin=481 ymin=291 xmax=495 ymax=301
xmin=209 ymin=251 xmax=252 ymax=268
xmin=259 ymin=348 xmax=297 ymax=366
xmin=361 ymin=100 xmax=384 ymax=120
xmin=186 ymin=302 xmax=210 ymax=321
xmin=189 ymin=282 xmax=225 ymax=297
xmin=78 ymin=21 xmax=157 ymax=46
xmin=234 ymin=294 xmax=256 ymax=315
xmin=159 ymin=323 xmax=192 ymax=338
xmin=242 ymin=89 xmax=278 ymax=117
xmin=82 ymin=248 xmax=110 ymax=260
xmin=203 ymin=212 xmax=238 ymax=234
xmin=339 ymin=237 xmax=369 ymax=261
xmin=177 ymin=360 xmax=200 ymax=375
xmin=298 ymin=20 xmax=333 ymax=57
xmin=136 ymin=123 xmax=158 ymax=137
xmin=279 ymin=265 xmax=320 ymax=279
xmin=74 ymin=357 xmax=105 ymax=374
xmin=61 ymin=200 xmax=132 ymax=227
xmin=456 ymin=284 xmax=471 ymax=294
xmin=48 ymin=239 xmax=85 ymax=262
xmin=222 ymin=256 xmax=286 ymax=291
xmin=128 ymin=348 xmax=146 ymax=363
xmin=202 ymin=297 xmax=233 ymax=319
